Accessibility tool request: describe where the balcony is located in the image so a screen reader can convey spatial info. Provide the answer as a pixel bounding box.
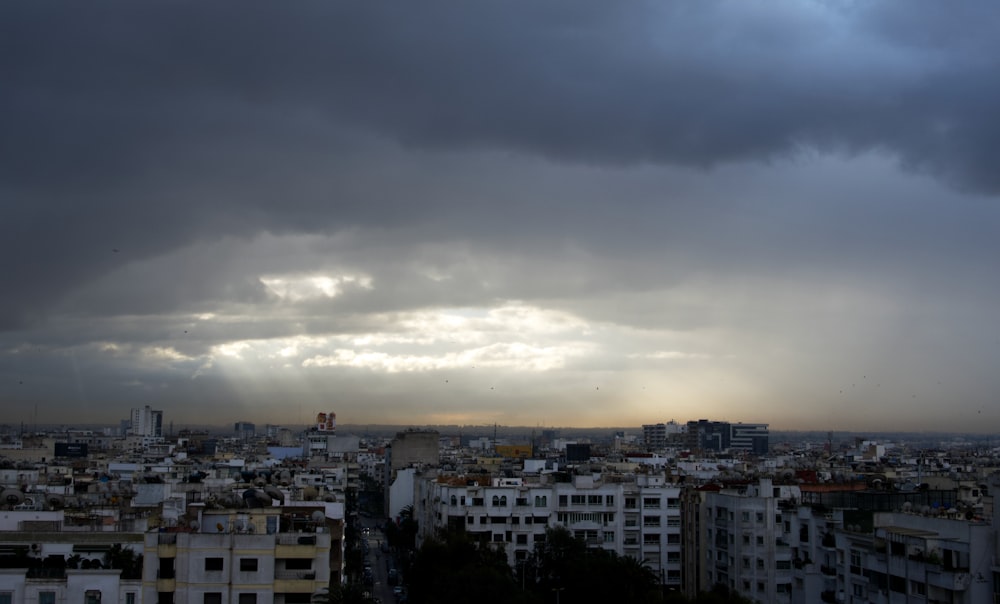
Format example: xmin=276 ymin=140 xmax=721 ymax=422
xmin=820 ymin=564 xmax=837 ymax=577
xmin=273 ymin=576 xmax=322 ymax=593
xmin=155 ymin=572 xmax=176 ymax=592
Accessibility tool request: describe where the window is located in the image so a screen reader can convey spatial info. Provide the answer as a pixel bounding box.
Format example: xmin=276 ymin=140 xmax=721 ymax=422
xmin=667 ymin=498 xmax=679 ymax=508
xmin=643 ymin=497 xmax=660 ymax=509
xmin=756 ymin=512 xmax=764 ymax=524
xmin=85 ymin=592 xmax=102 ymax=604
xmin=742 ymin=535 xmax=751 ymax=546
xmin=777 ymin=583 xmax=790 ymax=594
xmin=606 ymin=496 xmax=614 ymax=506
xmin=125 ymin=594 xmax=136 ymax=604
xmin=667 ymin=517 xmax=680 ymax=527
xmin=558 ymin=495 xmax=568 ymax=506
xmin=500 ymin=496 xmax=507 ymax=506
xmin=285 ymin=558 xmax=312 ymax=570
xmin=472 ymin=497 xmax=484 ymax=506
xmin=204 ymin=594 xmax=222 ymax=604
xmin=588 ymin=495 xmax=602 ymax=505
xmin=204 ymin=557 xmax=224 ymax=571
xmin=516 ymin=534 xmax=528 ymax=545
xmin=240 ymin=558 xmax=258 ymax=572
xmin=571 ymin=495 xmax=586 ymax=505
xmin=492 ymin=495 xmax=500 ymax=506
xmin=643 ymin=534 xmax=660 ymax=544
xmin=742 ymin=511 xmax=750 ymax=522
xmin=0 ymin=593 xmax=12 ymax=604
xmin=625 ymin=497 xmax=637 ymax=509
xmin=756 ymin=535 xmax=764 ymax=546
xmin=534 ymin=495 xmax=547 ymax=507
xmin=776 ymin=560 xmax=791 ymax=570
xmin=40 ymin=593 xmax=56 ymax=604
xmin=603 ymin=531 xmax=614 ymax=542
xmin=667 ymin=551 xmax=680 ymax=563
xmin=239 ymin=595 xmax=257 ymax=604
xmin=667 ymin=534 xmax=680 ymax=544
xmin=450 ymin=495 xmax=457 ymax=505
xmin=643 ymin=515 xmax=660 ymax=527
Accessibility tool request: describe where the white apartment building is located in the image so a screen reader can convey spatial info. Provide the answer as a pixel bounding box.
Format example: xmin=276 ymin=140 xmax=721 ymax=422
xmin=0 ymin=517 xmax=145 ymax=604
xmin=413 ymin=471 xmax=684 ymax=588
xmin=701 ymin=478 xmax=799 ymax=603
xmin=129 ymin=407 xmax=163 ymax=439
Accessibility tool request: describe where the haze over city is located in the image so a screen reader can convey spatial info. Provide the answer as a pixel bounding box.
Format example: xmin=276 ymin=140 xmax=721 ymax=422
xmin=3 ymin=1 xmax=1000 ymax=432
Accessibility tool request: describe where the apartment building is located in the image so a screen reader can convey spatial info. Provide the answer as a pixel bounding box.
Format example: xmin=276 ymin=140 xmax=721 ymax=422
xmin=0 ymin=511 xmax=145 ymax=604
xmin=143 ymin=504 xmax=342 ymax=604
xmin=701 ymin=478 xmax=799 ymax=603
xmin=413 ymin=470 xmax=684 ymax=589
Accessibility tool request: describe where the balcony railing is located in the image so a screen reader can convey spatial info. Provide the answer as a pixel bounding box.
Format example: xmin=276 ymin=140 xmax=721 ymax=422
xmin=275 ymin=570 xmax=316 ymax=580
xmin=277 ymin=534 xmax=317 ymax=546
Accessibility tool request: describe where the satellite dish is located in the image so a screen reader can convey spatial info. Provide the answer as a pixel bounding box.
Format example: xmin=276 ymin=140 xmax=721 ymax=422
xmin=311 ymin=511 xmax=325 ymax=523
xmin=2 ymin=489 xmax=24 ymax=506
xmin=264 ymin=486 xmax=284 ymax=503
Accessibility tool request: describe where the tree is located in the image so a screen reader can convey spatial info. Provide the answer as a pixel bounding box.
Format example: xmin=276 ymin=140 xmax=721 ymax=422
xmin=103 ymin=544 xmax=143 ymax=580
xmin=525 ymin=527 xmax=662 ymax=604
xmin=407 ymin=529 xmax=535 ymax=604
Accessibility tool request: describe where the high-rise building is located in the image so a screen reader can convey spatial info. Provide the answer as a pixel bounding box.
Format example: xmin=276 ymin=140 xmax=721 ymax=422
xmin=234 ymin=421 xmax=256 ymax=439
xmin=643 ymin=421 xmax=682 ymax=451
xmin=730 ymin=423 xmax=769 ymax=455
xmin=685 ymin=420 xmax=731 ymax=452
xmin=129 ymin=406 xmax=163 ymax=438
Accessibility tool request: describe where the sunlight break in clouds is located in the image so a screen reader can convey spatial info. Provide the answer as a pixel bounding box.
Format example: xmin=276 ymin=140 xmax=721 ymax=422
xmin=199 ymin=304 xmax=595 ymax=374
xmin=260 ymin=273 xmax=373 ymax=301
xmin=302 ymin=341 xmax=587 ymax=373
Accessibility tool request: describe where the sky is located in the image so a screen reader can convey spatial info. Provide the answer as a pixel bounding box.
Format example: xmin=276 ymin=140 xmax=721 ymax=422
xmin=3 ymin=1 xmax=1000 ymax=432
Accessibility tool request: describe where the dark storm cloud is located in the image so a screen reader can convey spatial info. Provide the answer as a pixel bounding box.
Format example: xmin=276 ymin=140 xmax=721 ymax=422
xmin=3 ymin=1 xmax=1000 ymax=325
xmin=7 ymin=1 xmax=1000 ymax=185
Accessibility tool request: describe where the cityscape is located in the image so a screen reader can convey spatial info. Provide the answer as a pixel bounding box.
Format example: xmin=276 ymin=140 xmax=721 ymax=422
xmin=1 ymin=409 xmax=999 ymax=603
xmin=5 ymin=1 xmax=1000 ymax=603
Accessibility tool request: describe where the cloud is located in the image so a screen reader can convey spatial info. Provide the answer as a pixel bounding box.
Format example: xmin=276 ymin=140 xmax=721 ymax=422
xmin=3 ymin=1 xmax=1000 ymax=430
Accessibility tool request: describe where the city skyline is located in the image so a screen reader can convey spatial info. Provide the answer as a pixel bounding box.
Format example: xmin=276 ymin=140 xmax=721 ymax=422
xmin=3 ymin=2 xmax=1000 ymax=431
